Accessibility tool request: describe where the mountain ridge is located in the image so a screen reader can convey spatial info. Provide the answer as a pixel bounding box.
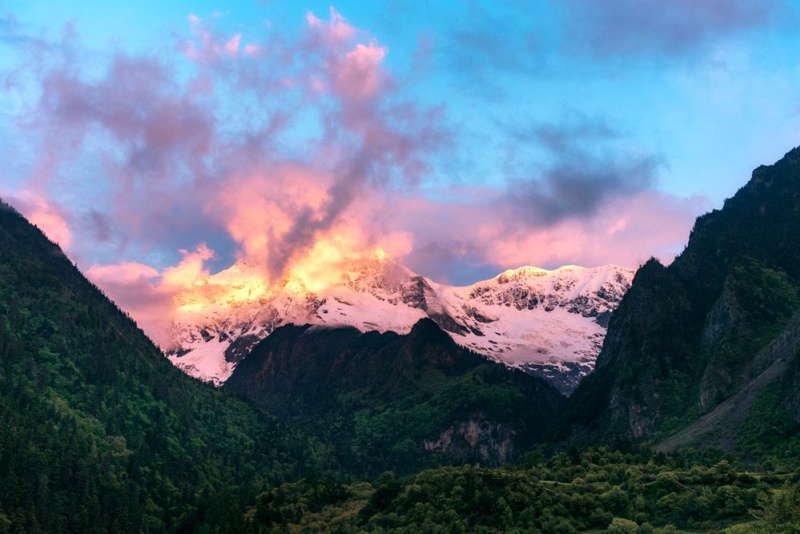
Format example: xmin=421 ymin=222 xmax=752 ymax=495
xmin=167 ymin=253 xmax=633 ymax=394
xmin=224 ymin=317 xmax=566 ymax=475
xmin=563 ymin=145 xmax=800 ymax=457
xmin=0 ymin=198 xmax=322 ymax=531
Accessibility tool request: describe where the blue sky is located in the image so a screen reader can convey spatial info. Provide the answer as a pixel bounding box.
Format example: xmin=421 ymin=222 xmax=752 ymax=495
xmin=1 ymin=0 xmax=799 ymax=291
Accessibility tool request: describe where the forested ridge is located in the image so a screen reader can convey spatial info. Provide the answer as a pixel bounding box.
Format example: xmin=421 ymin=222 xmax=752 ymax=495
xmin=0 ymin=200 xmax=327 ymax=532
xmin=225 ymin=319 xmax=565 ymax=477
xmin=563 ymin=146 xmax=800 ymax=458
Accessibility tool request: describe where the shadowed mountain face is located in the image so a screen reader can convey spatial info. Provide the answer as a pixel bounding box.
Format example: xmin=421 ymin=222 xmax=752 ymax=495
xmin=225 ymin=318 xmax=566 ymax=476
xmin=0 ymin=200 xmax=319 ymax=532
xmin=564 ymin=147 xmax=800 ymax=456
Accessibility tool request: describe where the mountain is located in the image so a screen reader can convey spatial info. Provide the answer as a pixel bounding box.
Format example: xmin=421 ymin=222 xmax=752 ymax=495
xmin=224 ymin=317 xmax=566 ymax=476
xmin=564 ymin=146 xmax=800 ymax=458
xmin=166 ymin=251 xmax=633 ymax=394
xmin=0 ymin=199 xmax=322 ymax=532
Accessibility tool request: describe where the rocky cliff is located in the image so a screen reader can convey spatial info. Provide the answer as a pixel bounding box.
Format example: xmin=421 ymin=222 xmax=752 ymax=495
xmin=564 ymin=147 xmax=800 ymax=455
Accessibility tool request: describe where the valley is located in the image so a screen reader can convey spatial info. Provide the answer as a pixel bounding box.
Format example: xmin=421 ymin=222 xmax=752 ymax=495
xmin=4 ymin=148 xmax=800 ymax=532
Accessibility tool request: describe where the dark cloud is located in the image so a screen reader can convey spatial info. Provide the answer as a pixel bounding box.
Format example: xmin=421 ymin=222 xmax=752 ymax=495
xmin=561 ymin=0 xmax=784 ymax=58
xmin=82 ymin=210 xmax=113 ymax=242
xmin=352 ymin=0 xmax=544 ymax=91
xmin=505 ymin=116 xmax=663 ymax=226
xmin=509 ymin=156 xmax=660 ymax=226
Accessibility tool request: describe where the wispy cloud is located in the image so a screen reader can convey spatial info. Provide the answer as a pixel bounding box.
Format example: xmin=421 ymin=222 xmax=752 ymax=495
xmin=560 ymin=0 xmax=785 ymax=59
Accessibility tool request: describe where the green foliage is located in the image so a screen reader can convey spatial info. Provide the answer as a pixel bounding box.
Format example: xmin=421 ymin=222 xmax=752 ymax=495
xmin=566 ymin=147 xmax=800 ymax=445
xmin=251 ymin=477 xmax=352 ymax=530
xmin=608 ymin=517 xmax=640 ymax=533
xmin=761 ymin=484 xmax=800 ymax=532
xmin=245 ymin=447 xmax=793 ymax=532
xmin=8 ymin=144 xmax=800 ymax=534
xmin=0 ymin=200 xmax=323 ymax=531
xmin=738 ymin=382 xmax=800 ymax=464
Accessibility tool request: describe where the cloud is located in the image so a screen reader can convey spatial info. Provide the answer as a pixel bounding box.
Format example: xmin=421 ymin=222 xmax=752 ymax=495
xmin=1 ymin=7 xmax=712 ymax=342
xmin=183 ymin=14 xmax=244 ymax=62
xmin=162 ymin=244 xmax=215 ymax=287
xmin=388 ymin=189 xmax=709 ymax=284
xmin=306 ymin=7 xmax=356 ymax=44
xmin=3 ymin=8 xmax=451 ymax=336
xmin=11 ymin=8 xmax=444 ymax=277
xmin=0 ymin=12 xmax=47 ymax=49
xmin=443 ymin=3 xmax=545 ymax=97
xmin=501 ymin=115 xmax=662 ymax=226
xmin=483 ymin=192 xmax=710 ymax=270
xmin=87 ymin=262 xmax=159 ymax=283
xmin=86 ymin=258 xmax=186 ymax=347
xmin=560 ymin=0 xmax=784 ymax=58
xmin=4 ymin=191 xmax=72 ymax=248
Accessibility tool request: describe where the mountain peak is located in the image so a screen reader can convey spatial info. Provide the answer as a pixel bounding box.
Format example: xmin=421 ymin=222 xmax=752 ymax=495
xmin=167 ymin=253 xmax=634 ymax=393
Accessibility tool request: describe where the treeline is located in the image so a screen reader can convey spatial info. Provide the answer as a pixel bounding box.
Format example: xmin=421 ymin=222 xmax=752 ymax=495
xmin=246 ymin=447 xmax=800 ymax=533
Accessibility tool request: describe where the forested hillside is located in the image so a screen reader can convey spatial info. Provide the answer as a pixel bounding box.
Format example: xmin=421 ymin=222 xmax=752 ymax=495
xmin=565 ymin=147 xmax=800 ymax=460
xmin=0 ymin=200 xmax=325 ymax=532
xmin=225 ymin=319 xmax=565 ymax=476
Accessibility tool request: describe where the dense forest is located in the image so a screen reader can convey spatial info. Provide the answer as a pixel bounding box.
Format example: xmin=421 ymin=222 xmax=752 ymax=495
xmin=247 ymin=447 xmax=800 ymax=533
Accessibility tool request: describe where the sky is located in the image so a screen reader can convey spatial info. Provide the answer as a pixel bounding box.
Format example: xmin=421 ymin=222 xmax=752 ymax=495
xmin=1 ymin=1 xmax=800 ymax=338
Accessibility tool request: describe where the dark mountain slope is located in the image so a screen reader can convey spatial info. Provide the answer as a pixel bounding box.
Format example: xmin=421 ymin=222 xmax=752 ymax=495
xmin=0 ymin=200 xmax=322 ymax=532
xmin=225 ymin=318 xmax=566 ymax=476
xmin=564 ymin=146 xmax=800 ymax=455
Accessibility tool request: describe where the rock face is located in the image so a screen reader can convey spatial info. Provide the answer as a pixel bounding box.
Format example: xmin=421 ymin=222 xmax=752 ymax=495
xmin=565 ymin=146 xmax=800 ymax=447
xmin=423 ymin=421 xmax=516 ymax=465
xmin=224 ymin=318 xmax=565 ymax=473
xmin=166 ymin=253 xmax=633 ymax=394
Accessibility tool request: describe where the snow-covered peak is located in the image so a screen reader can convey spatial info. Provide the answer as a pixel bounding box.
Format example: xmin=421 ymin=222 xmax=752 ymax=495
xmin=493 ymin=265 xmax=551 ymax=282
xmin=165 ymin=253 xmax=634 ymax=392
xmin=336 ymin=247 xmax=413 ymax=294
xmin=466 ymin=264 xmax=631 ymax=317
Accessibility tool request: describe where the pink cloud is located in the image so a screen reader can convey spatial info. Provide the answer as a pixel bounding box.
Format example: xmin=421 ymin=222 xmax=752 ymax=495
xmin=225 ymin=34 xmax=241 ymax=57
xmin=5 ymin=191 xmax=73 ymax=248
xmin=84 ymin=244 xmax=216 ymax=346
xmin=87 ymin=262 xmax=159 ymax=283
xmin=85 ymin=261 xmax=174 ymax=346
xmin=183 ymin=15 xmax=244 ymax=62
xmin=208 ymin=164 xmax=333 ymax=267
xmin=306 ymin=7 xmax=355 ymax=44
xmin=376 ymin=189 xmax=709 ymax=283
xmin=243 ymin=43 xmax=262 ymax=57
xmin=4 ymin=8 xmax=712 ymax=346
xmin=336 ymin=43 xmax=387 ymax=103
xmin=162 ymin=244 xmax=215 ymax=287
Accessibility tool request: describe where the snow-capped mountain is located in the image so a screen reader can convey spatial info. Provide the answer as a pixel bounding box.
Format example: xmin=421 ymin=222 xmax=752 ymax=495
xmin=165 ymin=249 xmax=633 ymax=393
